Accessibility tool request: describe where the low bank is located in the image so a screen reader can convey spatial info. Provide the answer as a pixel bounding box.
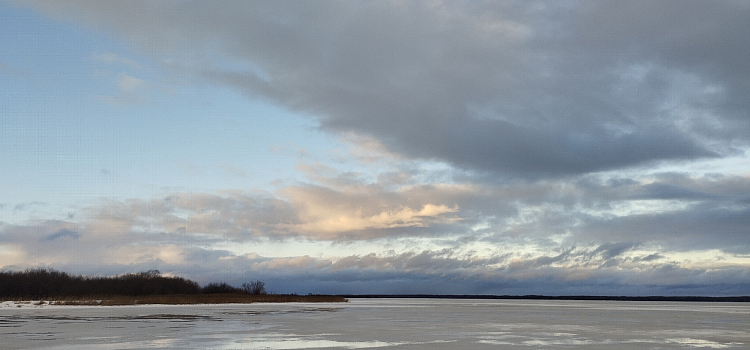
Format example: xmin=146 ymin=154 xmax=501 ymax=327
xmin=5 ymin=294 xmax=347 ymax=306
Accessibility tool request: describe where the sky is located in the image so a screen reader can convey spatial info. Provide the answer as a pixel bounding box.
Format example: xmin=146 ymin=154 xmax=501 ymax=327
xmin=1 ymin=1 xmax=749 ymax=296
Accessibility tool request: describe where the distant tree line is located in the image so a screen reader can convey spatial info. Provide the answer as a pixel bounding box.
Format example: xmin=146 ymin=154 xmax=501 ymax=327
xmin=0 ymin=268 xmax=266 ymax=299
xmin=201 ymin=280 xmax=266 ymax=295
xmin=339 ymin=294 xmax=750 ymax=302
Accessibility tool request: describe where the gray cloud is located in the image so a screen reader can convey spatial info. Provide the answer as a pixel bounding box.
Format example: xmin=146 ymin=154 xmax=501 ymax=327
xmin=571 ymin=1 xmax=750 ymax=123
xmin=13 ymin=201 xmax=45 ymax=211
xmin=579 ymin=204 xmax=750 ymax=253
xmin=42 ymin=228 xmax=79 ymax=241
xmin=591 ymin=242 xmax=640 ymax=260
xmin=16 ymin=0 xmax=747 ymax=178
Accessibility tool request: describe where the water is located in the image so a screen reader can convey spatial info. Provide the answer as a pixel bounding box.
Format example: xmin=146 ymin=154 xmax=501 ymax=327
xmin=1 ymin=298 xmax=748 ymax=349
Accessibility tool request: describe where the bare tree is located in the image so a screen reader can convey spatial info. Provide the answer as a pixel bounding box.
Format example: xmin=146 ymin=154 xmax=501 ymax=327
xmin=241 ymin=280 xmax=267 ymax=295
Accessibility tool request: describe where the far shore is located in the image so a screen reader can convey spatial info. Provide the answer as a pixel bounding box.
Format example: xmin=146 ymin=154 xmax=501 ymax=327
xmin=338 ymin=294 xmax=750 ymax=302
xmin=2 ymin=294 xmax=348 ymax=306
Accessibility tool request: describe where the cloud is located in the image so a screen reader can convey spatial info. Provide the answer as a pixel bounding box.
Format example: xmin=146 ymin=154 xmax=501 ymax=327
xmin=13 ymin=201 xmax=46 ymax=211
xmin=97 ymin=73 xmax=150 ymax=105
xmin=1 ymin=175 xmax=748 ymax=295
xmin=220 ymin=163 xmax=247 ymax=178
xmin=16 ymin=1 xmax=748 ymax=178
xmin=5 ymin=1 xmax=749 ymax=296
xmin=50 ymin=168 xmax=742 ymax=253
xmin=64 ymin=179 xmax=469 ymax=242
xmin=277 ymin=184 xmax=463 ymax=239
xmin=284 ymin=203 xmax=459 ymax=237
xmin=90 ymin=52 xmax=142 ymax=70
xmin=591 ymin=242 xmax=640 ymax=260
xmin=579 ymin=203 xmax=750 ymax=253
xmin=42 ymin=228 xmax=79 ymax=241
xmin=117 ymin=74 xmax=144 ymax=92
xmin=561 ymin=173 xmax=750 ymax=252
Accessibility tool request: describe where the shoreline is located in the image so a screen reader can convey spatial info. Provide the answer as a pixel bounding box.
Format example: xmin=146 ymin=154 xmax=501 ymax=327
xmin=5 ymin=294 xmax=748 ymax=308
xmin=1 ymin=294 xmax=348 ymax=307
xmin=337 ymin=294 xmax=750 ymax=302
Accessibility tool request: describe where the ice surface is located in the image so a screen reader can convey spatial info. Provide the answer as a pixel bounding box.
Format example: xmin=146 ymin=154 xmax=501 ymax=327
xmin=1 ymin=299 xmax=748 ymax=349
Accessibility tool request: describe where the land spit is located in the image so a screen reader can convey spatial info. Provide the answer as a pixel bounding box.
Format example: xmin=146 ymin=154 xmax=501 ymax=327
xmin=3 ymin=294 xmax=347 ymax=306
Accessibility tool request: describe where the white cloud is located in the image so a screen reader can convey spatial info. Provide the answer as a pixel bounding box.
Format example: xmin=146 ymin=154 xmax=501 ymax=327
xmin=97 ymin=73 xmax=150 ymax=105
xmin=279 ymin=203 xmax=460 ymax=239
xmin=90 ymin=52 xmax=142 ymax=70
xmin=117 ymin=74 xmax=144 ymax=92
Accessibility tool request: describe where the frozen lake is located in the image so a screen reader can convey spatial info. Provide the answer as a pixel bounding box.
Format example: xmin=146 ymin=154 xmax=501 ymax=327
xmin=1 ymin=298 xmax=748 ymax=349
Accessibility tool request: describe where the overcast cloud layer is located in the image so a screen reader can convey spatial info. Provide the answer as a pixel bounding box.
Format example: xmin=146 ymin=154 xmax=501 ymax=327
xmin=2 ymin=1 xmax=749 ymax=296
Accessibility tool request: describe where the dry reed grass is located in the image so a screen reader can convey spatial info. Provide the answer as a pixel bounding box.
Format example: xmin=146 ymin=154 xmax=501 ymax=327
xmin=36 ymin=294 xmax=347 ymax=306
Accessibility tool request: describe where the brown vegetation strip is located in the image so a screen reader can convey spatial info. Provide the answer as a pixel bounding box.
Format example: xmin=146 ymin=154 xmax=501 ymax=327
xmin=32 ymin=294 xmax=347 ymax=306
